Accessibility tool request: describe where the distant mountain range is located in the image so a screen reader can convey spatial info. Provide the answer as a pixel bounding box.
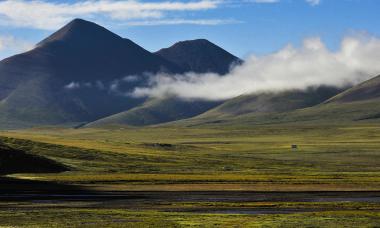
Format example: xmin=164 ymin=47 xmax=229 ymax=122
xmin=0 ymin=19 xmax=239 ymax=128
xmin=0 ymin=18 xmax=379 ymax=129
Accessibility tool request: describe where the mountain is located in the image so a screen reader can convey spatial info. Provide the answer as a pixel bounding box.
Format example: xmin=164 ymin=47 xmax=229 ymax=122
xmin=155 ymin=39 xmax=241 ymax=75
xmin=87 ymin=39 xmax=241 ymax=127
xmin=270 ymin=75 xmax=380 ymax=123
xmin=168 ymin=86 xmax=346 ymax=127
xmin=199 ymin=86 xmax=344 ymax=118
xmin=297 ymin=74 xmax=380 ymax=122
xmin=4 ymin=18 xmax=357 ymax=129
xmin=177 ymin=74 xmax=380 ymax=127
xmin=33 ymin=19 xmax=183 ymax=82
xmin=88 ymin=86 xmax=343 ymax=128
xmin=86 ymin=97 xmax=221 ymax=127
xmin=325 ymin=74 xmax=380 ymax=104
xmin=0 ymin=19 xmax=183 ymax=129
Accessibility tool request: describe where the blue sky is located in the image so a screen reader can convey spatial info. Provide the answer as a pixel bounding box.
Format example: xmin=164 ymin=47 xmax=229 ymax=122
xmin=0 ymin=0 xmax=379 ymax=60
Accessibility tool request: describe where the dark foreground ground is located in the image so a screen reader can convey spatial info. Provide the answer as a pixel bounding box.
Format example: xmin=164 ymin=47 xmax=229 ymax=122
xmin=1 ymin=178 xmax=380 ymax=227
xmin=2 ymin=190 xmax=380 ymax=214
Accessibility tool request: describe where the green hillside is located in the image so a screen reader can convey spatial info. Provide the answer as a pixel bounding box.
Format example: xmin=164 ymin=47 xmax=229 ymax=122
xmin=171 ymin=86 xmax=342 ymax=127
xmin=324 ymin=74 xmax=380 ymax=103
xmin=86 ymin=96 xmax=220 ymax=127
xmin=177 ymin=97 xmax=380 ymax=128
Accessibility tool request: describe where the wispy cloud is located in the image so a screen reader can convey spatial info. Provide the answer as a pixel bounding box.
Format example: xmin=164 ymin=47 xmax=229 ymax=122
xmin=0 ymin=0 xmax=224 ymax=30
xmin=0 ymin=35 xmax=34 ymax=54
xmin=306 ymin=0 xmax=321 ymax=6
xmin=0 ymin=0 xmax=323 ymax=30
xmin=132 ymin=35 xmax=380 ymax=100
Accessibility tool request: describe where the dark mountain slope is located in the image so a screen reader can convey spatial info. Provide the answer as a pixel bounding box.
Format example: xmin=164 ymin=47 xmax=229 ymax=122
xmin=0 ymin=19 xmax=182 ymax=129
xmin=35 ymin=18 xmax=182 ymax=82
xmin=155 ymin=39 xmax=241 ymax=75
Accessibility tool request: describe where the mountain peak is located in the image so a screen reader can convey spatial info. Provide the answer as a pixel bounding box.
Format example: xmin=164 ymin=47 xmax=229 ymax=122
xmin=69 ymin=18 xmax=91 ymax=25
xmin=173 ymin=39 xmax=213 ymax=45
xmin=63 ymin=18 xmax=101 ymax=31
xmin=156 ymin=39 xmax=241 ymax=74
xmin=165 ymin=39 xmax=222 ymax=51
xmin=37 ymin=18 xmax=122 ymax=47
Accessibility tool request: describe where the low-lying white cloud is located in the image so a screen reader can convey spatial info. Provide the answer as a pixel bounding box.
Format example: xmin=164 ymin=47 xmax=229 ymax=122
xmin=0 ymin=0 xmax=223 ymax=30
xmin=132 ymin=35 xmax=380 ymax=100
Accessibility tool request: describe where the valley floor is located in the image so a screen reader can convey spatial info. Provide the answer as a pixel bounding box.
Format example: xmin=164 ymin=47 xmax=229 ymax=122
xmin=1 ymin=190 xmax=380 ymax=227
xmin=1 ymin=123 xmax=380 ymax=226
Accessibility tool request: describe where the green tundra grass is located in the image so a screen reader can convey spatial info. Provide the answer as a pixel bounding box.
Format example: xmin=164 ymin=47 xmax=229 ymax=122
xmin=1 ymin=123 xmax=380 ymax=226
xmin=1 ymin=205 xmax=380 ymax=227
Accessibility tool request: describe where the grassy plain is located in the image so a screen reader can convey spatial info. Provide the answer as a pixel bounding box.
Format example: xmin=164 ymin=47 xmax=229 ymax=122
xmin=1 ymin=203 xmax=380 ymax=227
xmin=1 ymin=123 xmax=380 ymax=226
xmin=2 ymin=124 xmax=380 ymax=190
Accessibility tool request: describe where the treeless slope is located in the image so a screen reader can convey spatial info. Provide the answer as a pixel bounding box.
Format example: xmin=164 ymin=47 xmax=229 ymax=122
xmin=325 ymin=75 xmax=380 ymax=103
xmin=178 ymin=74 xmax=380 ymax=126
xmin=86 ymin=97 xmax=221 ymax=127
xmin=196 ymin=86 xmax=344 ymax=119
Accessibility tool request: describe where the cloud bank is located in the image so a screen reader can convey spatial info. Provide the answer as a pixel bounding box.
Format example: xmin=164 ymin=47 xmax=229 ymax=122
xmin=133 ymin=36 xmax=380 ymax=100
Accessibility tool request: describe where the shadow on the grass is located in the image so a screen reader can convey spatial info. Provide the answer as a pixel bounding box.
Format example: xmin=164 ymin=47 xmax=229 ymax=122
xmin=0 ymin=176 xmax=87 ymax=194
